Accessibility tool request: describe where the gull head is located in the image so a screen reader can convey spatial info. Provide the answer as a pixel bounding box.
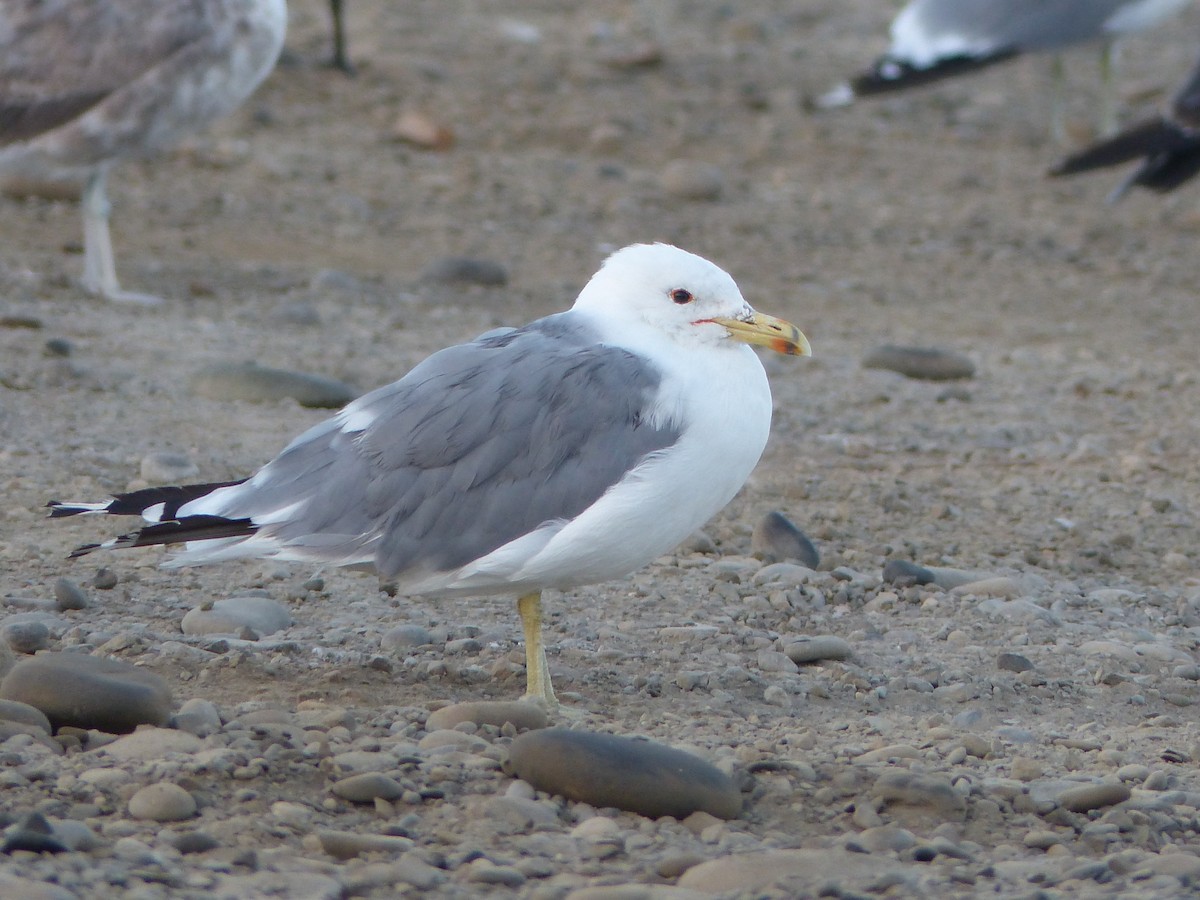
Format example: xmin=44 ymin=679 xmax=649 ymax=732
xmin=573 ymin=243 xmax=810 ymax=356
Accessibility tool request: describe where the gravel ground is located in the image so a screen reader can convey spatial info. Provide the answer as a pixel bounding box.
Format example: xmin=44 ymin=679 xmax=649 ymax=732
xmin=4 ymin=1 xmax=1200 ymax=897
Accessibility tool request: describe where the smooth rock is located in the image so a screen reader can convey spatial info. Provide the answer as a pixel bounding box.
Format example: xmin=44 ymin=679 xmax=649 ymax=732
xmin=1057 ymin=782 xmax=1131 ymax=813
xmin=103 ymin=728 xmax=202 ymax=761
xmin=566 ymin=887 xmax=710 ymax=900
xmin=173 ymin=698 xmax=223 ymax=736
xmin=317 ymin=829 xmax=414 ymax=860
xmin=678 ymin=848 xmax=912 ymax=893
xmin=330 ymin=773 xmax=405 ymax=803
xmin=181 ymin=596 xmax=293 ymax=637
xmin=882 ymin=559 xmax=935 ymax=586
xmin=171 ymin=831 xmax=221 ymax=854
xmin=997 ymin=652 xmax=1035 ymax=673
xmin=127 ymin=783 xmax=196 ymax=822
xmin=0 ymin=698 xmax=52 ymax=734
xmin=1 ymin=620 xmax=50 ymax=654
xmin=863 ymin=345 xmax=975 ymax=380
xmin=189 ymin=362 xmax=356 ymax=408
xmin=52 ymin=578 xmax=89 ymax=612
xmin=426 ymin=700 xmax=548 ymax=732
xmin=750 ymin=511 xmax=820 ymax=568
xmin=421 ymin=256 xmax=508 ymax=286
xmin=381 ymin=624 xmax=435 ymax=650
xmin=0 ymin=653 xmax=172 ymax=732
xmin=506 ymin=728 xmax=742 ymax=819
xmin=784 ymin=635 xmax=852 ymax=664
xmin=660 ymin=159 xmax=724 ymax=201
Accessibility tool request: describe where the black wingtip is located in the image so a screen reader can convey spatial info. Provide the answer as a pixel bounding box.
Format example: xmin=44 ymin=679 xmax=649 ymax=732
xmin=851 ymin=50 xmax=1018 ymax=96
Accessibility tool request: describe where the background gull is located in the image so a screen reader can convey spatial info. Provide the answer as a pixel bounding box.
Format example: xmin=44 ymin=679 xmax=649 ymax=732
xmin=48 ymin=243 xmax=810 ymax=707
xmin=0 ymin=0 xmax=287 ymax=303
xmin=1049 ymin=49 xmax=1200 ymax=199
xmin=820 ymin=0 xmax=1192 ymax=138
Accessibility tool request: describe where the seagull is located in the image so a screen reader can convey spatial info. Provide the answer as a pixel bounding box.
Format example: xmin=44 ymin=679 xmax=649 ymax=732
xmin=1049 ymin=50 xmax=1200 ymax=200
xmin=819 ymin=0 xmax=1191 ymax=138
xmin=48 ymin=243 xmax=811 ymax=707
xmin=0 ymin=0 xmax=287 ymax=303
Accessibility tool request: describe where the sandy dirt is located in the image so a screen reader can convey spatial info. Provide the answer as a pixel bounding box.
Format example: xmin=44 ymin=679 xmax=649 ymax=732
xmin=4 ymin=1 xmax=1200 ymax=897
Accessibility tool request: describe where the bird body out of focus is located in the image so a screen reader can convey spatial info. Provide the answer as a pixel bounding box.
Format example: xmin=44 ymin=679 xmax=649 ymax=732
xmin=49 ymin=243 xmax=810 ymax=706
xmin=820 ymin=0 xmax=1191 ymax=138
xmin=1050 ymin=50 xmax=1200 ymax=199
xmin=0 ymin=0 xmax=287 ymax=302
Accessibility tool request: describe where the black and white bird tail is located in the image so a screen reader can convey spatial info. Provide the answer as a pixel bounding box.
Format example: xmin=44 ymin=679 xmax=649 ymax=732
xmin=47 ymin=481 xmax=253 ymax=559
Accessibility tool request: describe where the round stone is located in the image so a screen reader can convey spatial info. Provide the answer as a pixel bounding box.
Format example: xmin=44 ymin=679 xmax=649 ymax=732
xmin=128 ymin=783 xmax=196 ymax=821
xmin=52 ymin=578 xmax=89 ymax=611
xmin=426 ymin=701 xmax=549 ymax=732
xmin=188 ymin=362 xmax=357 ymax=408
xmin=0 ymin=653 xmax=171 ymax=733
xmin=1057 ymin=782 xmax=1131 ymax=813
xmin=0 ymin=698 xmax=52 ymax=734
xmin=783 ymin=635 xmax=852 ymax=664
xmin=2 ymin=620 xmax=51 ymax=654
xmin=751 ymin=511 xmax=820 ymax=568
xmin=863 ymin=345 xmax=975 ymax=381
xmin=997 ymin=652 xmax=1035 ymax=673
xmin=381 ymin=624 xmax=435 ymax=650
xmin=506 ymin=728 xmax=742 ymax=819
xmin=882 ymin=559 xmax=935 ymax=586
xmin=181 ymin=596 xmax=293 ymax=637
xmin=330 ymin=773 xmax=405 ymax=803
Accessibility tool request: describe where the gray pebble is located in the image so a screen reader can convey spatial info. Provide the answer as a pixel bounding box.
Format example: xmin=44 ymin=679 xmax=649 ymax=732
xmin=0 ymin=653 xmax=171 ymax=732
xmin=92 ymin=568 xmax=118 ymax=590
xmin=171 ymin=831 xmax=221 ymax=854
xmin=381 ymin=624 xmax=435 ymax=650
xmin=751 ymin=511 xmax=819 ymax=568
xmin=317 ymin=829 xmax=415 ymax=860
xmin=43 ymin=337 xmax=72 ymax=357
xmin=863 ymin=345 xmax=975 ymax=380
xmin=128 ymin=783 xmax=197 ymax=821
xmin=0 ymin=638 xmax=14 ymax=680
xmin=426 ymin=700 xmax=548 ymax=732
xmin=784 ymin=635 xmax=852 ymax=664
xmin=882 ymin=559 xmax=935 ymax=586
xmin=173 ymin=698 xmax=223 ymax=737
xmin=506 ymin=728 xmax=742 ymax=819
xmin=661 ymin=159 xmax=724 ymax=201
xmin=678 ymin=848 xmax=911 ymax=894
xmin=1057 ymin=782 xmax=1131 ymax=813
xmin=0 ymin=698 xmax=52 ymax=734
xmin=997 ymin=652 xmax=1035 ymax=673
xmin=2 ymin=620 xmax=51 ymax=654
xmin=330 ymin=773 xmax=405 ymax=803
xmin=181 ymin=596 xmax=293 ymax=637
xmin=421 ymin=256 xmax=509 ymax=287
xmin=52 ymin=578 xmax=89 ymax=611
xmin=189 ymin=362 xmax=356 ymax=408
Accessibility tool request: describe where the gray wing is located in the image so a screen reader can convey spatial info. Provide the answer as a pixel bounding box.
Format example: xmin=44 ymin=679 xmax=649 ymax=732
xmin=910 ymin=0 xmax=1136 ymax=53
xmin=216 ymin=313 xmax=683 ymax=578
xmin=0 ymin=0 xmax=209 ymax=146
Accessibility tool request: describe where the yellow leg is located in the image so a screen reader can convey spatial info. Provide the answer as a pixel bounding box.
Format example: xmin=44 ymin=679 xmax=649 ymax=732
xmin=517 ymin=591 xmax=557 ymax=707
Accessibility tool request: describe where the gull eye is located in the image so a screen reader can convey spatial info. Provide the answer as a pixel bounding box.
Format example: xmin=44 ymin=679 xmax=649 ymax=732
xmin=670 ymin=288 xmax=694 ymax=305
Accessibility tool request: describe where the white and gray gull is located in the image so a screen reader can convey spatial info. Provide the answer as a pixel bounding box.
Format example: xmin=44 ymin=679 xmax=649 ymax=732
xmin=0 ymin=0 xmax=287 ymax=303
xmin=49 ymin=243 xmax=811 ymax=707
xmin=821 ymin=0 xmax=1191 ymax=136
